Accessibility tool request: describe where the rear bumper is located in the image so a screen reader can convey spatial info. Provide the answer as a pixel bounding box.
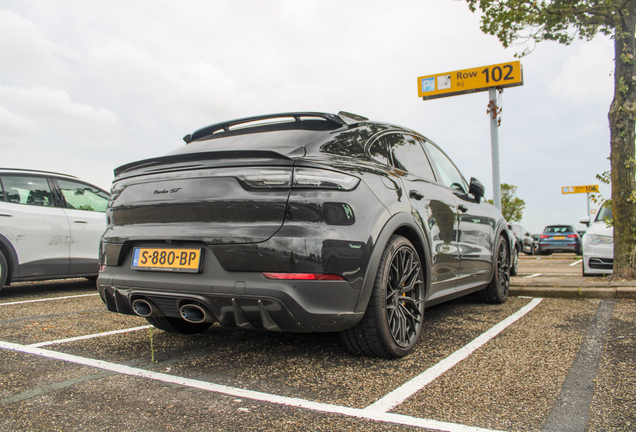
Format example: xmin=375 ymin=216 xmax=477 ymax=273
xmin=97 ymin=245 xmax=364 ymax=332
xmin=537 ymin=243 xmax=580 ymax=254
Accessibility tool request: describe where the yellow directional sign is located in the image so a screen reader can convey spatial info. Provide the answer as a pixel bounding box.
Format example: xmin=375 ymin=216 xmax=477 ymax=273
xmin=561 ymin=185 xmax=600 ymax=194
xmin=418 ymin=61 xmax=523 ymax=100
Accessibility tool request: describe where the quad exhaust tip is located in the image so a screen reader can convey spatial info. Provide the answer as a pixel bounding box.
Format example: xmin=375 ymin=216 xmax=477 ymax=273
xmin=180 ymin=303 xmax=214 ymax=323
xmin=132 ymin=299 xmax=157 ymax=317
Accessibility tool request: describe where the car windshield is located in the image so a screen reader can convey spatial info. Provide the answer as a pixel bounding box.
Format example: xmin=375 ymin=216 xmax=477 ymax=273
xmin=595 ymin=203 xmax=612 ymax=223
xmin=544 ymin=226 xmax=574 ymax=233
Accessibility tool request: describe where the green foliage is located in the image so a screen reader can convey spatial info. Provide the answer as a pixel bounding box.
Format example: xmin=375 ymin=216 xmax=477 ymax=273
xmin=465 ymin=0 xmax=618 ymax=56
xmin=486 ymin=183 xmax=526 ymax=221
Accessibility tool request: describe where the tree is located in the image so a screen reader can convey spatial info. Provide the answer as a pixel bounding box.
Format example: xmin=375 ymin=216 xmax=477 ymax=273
xmin=465 ymin=0 xmax=636 ymax=279
xmin=487 ymin=183 xmax=526 ymax=221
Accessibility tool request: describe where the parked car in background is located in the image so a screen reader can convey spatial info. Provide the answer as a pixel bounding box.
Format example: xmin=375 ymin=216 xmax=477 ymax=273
xmin=0 ymin=168 xmax=109 ymax=290
xmin=508 ymin=222 xmax=534 ymax=256
xmin=507 ymin=227 xmax=519 ymax=276
xmin=97 ymin=111 xmax=514 ymax=358
xmin=580 ymin=204 xmax=613 ymax=276
xmin=537 ymin=225 xmax=582 ymax=255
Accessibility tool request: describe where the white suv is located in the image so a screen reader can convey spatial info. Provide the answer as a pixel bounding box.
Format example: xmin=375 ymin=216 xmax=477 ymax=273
xmin=0 ymin=168 xmax=109 ymax=290
xmin=580 ymin=203 xmax=613 ymax=276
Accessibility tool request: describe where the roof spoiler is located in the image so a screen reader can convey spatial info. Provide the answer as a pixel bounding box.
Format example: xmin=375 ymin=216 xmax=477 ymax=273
xmin=114 ymin=150 xmax=292 ymax=177
xmin=182 ymin=111 xmax=368 ymax=143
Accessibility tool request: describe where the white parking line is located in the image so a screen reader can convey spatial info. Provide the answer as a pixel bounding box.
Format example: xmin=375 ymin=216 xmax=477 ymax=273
xmin=523 ymin=273 xmax=542 ymax=278
xmin=570 ymin=260 xmax=582 ymax=266
xmin=0 ymin=293 xmax=99 ymax=306
xmin=27 ymin=325 xmax=152 ymax=348
xmin=364 ymin=298 xmax=543 ymax=413
xmin=0 ymin=340 xmax=504 ymax=432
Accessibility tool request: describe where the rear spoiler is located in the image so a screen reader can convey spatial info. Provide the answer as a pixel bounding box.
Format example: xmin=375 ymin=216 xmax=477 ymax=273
xmin=114 ymin=150 xmax=292 ymax=177
xmin=183 ymin=111 xmax=368 ymax=143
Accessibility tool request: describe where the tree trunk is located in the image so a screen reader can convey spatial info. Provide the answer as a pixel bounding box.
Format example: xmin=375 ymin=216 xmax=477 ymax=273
xmin=609 ymin=3 xmax=636 ymax=279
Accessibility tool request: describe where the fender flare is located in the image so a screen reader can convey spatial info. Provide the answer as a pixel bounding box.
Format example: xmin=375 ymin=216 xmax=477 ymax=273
xmin=354 ymin=212 xmax=432 ymax=313
xmin=0 ymin=234 xmax=19 ymax=283
xmin=488 ymin=218 xmax=513 ymax=282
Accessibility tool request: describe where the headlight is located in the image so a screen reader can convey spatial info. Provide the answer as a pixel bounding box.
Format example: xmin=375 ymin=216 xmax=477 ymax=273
xmin=588 ymin=235 xmax=613 ymax=245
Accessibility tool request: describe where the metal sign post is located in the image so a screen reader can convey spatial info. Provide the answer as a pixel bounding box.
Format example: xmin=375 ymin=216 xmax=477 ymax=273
xmin=489 ymin=88 xmax=501 ymax=210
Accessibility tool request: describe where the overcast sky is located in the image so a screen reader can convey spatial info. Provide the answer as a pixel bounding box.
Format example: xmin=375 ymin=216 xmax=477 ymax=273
xmin=0 ymin=0 xmax=614 ymax=234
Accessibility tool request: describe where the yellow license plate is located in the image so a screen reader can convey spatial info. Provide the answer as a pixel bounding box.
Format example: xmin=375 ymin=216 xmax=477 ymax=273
xmin=553 ymin=236 xmax=565 ymax=240
xmin=132 ymin=248 xmax=203 ymax=273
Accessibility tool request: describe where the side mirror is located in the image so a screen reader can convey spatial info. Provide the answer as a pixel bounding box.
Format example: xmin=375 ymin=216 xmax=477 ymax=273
xmin=468 ymin=177 xmax=485 ymax=203
xmin=579 ymin=215 xmax=590 ymax=227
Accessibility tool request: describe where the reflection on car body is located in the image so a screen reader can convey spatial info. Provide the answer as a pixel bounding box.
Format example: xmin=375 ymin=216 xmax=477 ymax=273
xmin=98 ymin=111 xmax=513 ymax=358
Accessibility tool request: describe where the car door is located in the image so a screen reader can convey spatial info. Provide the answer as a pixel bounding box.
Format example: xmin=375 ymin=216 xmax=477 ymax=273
xmin=54 ymin=178 xmax=109 ymax=275
xmin=422 ymin=141 xmax=494 ymax=290
xmin=382 ymin=133 xmax=461 ymax=300
xmin=0 ymin=174 xmax=71 ymax=278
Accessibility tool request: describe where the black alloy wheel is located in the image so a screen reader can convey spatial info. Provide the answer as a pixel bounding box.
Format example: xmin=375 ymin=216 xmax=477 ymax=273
xmin=341 ymin=235 xmax=425 ymax=358
xmin=479 ymin=235 xmax=510 ymax=304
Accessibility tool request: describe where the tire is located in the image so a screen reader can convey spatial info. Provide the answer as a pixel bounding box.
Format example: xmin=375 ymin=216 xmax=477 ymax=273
xmin=341 ymin=235 xmax=425 ymax=358
xmin=145 ymin=316 xmax=212 ymax=334
xmin=510 ymin=246 xmax=519 ymax=276
xmin=525 ymin=241 xmax=535 ymax=256
xmin=0 ymin=250 xmax=7 ymax=289
xmin=479 ymin=235 xmax=510 ymax=304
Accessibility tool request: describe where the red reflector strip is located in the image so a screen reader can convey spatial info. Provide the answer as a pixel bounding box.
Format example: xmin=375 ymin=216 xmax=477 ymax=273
xmin=262 ymin=273 xmax=345 ymax=281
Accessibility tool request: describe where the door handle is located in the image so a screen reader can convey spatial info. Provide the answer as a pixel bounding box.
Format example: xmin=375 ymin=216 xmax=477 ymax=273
xmin=409 ymin=190 xmax=424 ymax=201
xmin=458 ymin=204 xmax=468 ymax=213
xmin=0 ymin=213 xmax=13 ymax=217
xmin=73 ymin=220 xmax=88 ymax=224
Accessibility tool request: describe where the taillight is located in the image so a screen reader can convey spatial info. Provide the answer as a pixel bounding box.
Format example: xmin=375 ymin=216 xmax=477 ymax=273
xmin=237 ymin=167 xmax=360 ymax=191
xmin=567 ymin=234 xmax=578 ymax=238
xmin=292 ymin=168 xmax=360 ymax=191
xmin=540 ymin=235 xmax=549 ymax=239
xmin=263 ymin=273 xmax=345 ymax=280
xmin=238 ymin=168 xmax=292 ymax=189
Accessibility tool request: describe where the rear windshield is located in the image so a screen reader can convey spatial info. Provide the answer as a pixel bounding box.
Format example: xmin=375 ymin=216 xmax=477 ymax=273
xmin=169 ymin=129 xmax=329 ymax=156
xmin=544 ymin=226 xmax=575 ymax=233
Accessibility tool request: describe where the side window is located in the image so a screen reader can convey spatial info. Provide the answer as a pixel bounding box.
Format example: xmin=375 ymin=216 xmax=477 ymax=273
xmin=1 ymin=176 xmax=54 ymax=206
xmin=423 ymin=141 xmax=467 ymax=193
xmin=57 ymin=179 xmax=109 ymax=212
xmin=368 ymin=138 xmax=391 ymax=166
xmin=385 ymin=134 xmax=436 ymax=181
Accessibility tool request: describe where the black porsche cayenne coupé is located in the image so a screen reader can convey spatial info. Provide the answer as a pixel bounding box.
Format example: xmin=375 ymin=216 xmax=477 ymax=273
xmin=98 ymin=111 xmax=512 ymax=358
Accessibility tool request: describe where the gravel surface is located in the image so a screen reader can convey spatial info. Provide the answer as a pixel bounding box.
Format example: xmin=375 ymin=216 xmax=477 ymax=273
xmin=1 ymin=277 xmax=635 ymax=431
xmin=586 ymin=300 xmax=636 ymax=431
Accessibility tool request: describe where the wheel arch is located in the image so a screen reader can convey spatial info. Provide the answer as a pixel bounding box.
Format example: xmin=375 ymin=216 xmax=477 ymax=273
xmin=353 ymin=212 xmax=432 ymax=313
xmin=0 ymin=234 xmax=19 ymax=284
xmin=489 ymin=220 xmax=513 ymax=281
